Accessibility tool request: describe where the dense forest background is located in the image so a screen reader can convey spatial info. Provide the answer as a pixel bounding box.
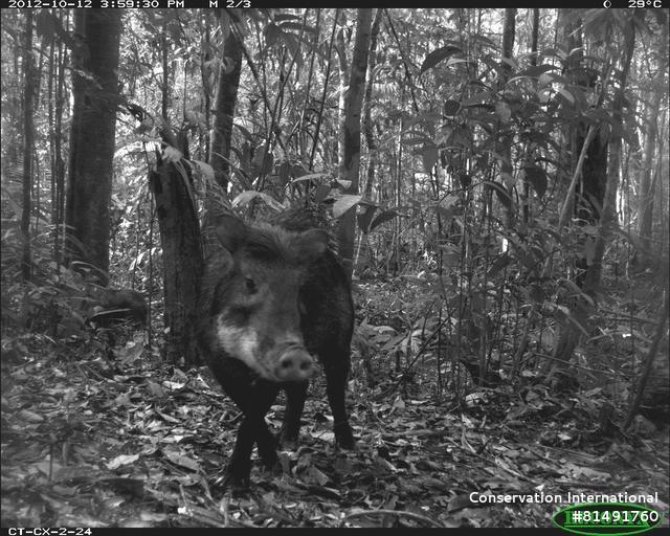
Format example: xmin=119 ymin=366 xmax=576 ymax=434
xmin=1 ymin=7 xmax=668 ymax=528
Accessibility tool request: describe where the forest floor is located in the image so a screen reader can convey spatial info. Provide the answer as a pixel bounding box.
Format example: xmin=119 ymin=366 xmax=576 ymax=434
xmin=2 ymin=282 xmax=669 ymax=528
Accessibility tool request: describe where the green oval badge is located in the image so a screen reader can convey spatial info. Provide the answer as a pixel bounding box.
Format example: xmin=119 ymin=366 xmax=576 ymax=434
xmin=552 ymin=502 xmax=662 ymax=536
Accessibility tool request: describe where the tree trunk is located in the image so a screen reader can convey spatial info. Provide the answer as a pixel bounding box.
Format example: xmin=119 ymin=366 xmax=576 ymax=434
xmin=150 ymin=160 xmax=203 ymax=366
xmin=161 ymin=18 xmax=169 ymax=120
xmin=336 ymin=9 xmax=372 ymax=277
xmin=335 ymin=16 xmax=349 ymax=176
xmin=362 ymin=8 xmax=382 ymax=201
xmin=65 ymin=11 xmax=122 ymax=281
xmin=21 ymin=11 xmax=36 ymax=282
xmin=583 ymin=16 xmax=636 ymax=292
xmin=542 ymin=12 xmax=587 ymax=391
xmin=523 ymin=8 xmax=540 ymax=224
xmin=638 ymin=21 xmax=667 ymax=257
xmin=209 ymin=22 xmax=243 ymax=196
xmin=53 ymin=16 xmax=67 ymax=265
xmin=499 ymin=8 xmax=516 ymax=227
xmin=501 ymin=8 xmax=515 ymax=73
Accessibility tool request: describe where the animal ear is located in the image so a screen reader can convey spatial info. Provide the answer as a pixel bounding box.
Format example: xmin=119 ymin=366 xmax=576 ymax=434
xmin=203 ymin=213 xmax=248 ymax=253
xmin=296 ymin=229 xmax=329 ymax=261
xmin=204 ymin=242 xmax=234 ymax=272
xmin=214 ymin=215 xmax=248 ymax=252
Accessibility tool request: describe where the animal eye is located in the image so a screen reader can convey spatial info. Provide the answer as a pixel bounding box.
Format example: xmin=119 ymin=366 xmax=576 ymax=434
xmin=245 ymin=277 xmax=257 ymax=293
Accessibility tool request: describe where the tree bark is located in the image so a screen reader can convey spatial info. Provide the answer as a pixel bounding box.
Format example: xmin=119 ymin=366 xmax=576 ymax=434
xmin=354 ymin=9 xmax=383 ymax=276
xmin=209 ymin=21 xmax=243 ymax=196
xmin=523 ymin=8 xmax=540 ymax=223
xmin=53 ymin=13 xmax=67 ymax=264
xmin=541 ymin=12 xmax=587 ymax=391
xmin=336 ymin=9 xmax=372 ymax=277
xmin=150 ymin=159 xmax=203 ymax=365
xmin=65 ymin=11 xmax=122 ymax=281
xmin=335 ymin=15 xmax=350 ymax=176
xmin=583 ymin=15 xmax=636 ymax=292
xmin=21 ymin=11 xmax=36 ymax=282
xmin=499 ymin=8 xmax=516 ymax=226
xmin=362 ymin=8 xmax=382 ymax=201
xmin=638 ymin=21 xmax=667 ymax=257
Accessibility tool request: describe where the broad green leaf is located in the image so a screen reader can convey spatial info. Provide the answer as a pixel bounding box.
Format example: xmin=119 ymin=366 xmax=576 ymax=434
xmin=557 ymin=87 xmax=575 ymax=104
xmin=192 ymin=160 xmax=215 ymax=182
xmin=420 ymin=45 xmax=462 ymax=74
xmin=291 ymin=172 xmax=330 ymax=182
xmin=514 ymin=64 xmax=558 ymax=78
xmin=333 ymin=194 xmax=361 ymax=218
xmin=481 ymin=180 xmax=513 ymax=210
xmin=369 ymin=209 xmax=399 ymax=232
xmin=356 ymin=204 xmax=377 ymax=233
